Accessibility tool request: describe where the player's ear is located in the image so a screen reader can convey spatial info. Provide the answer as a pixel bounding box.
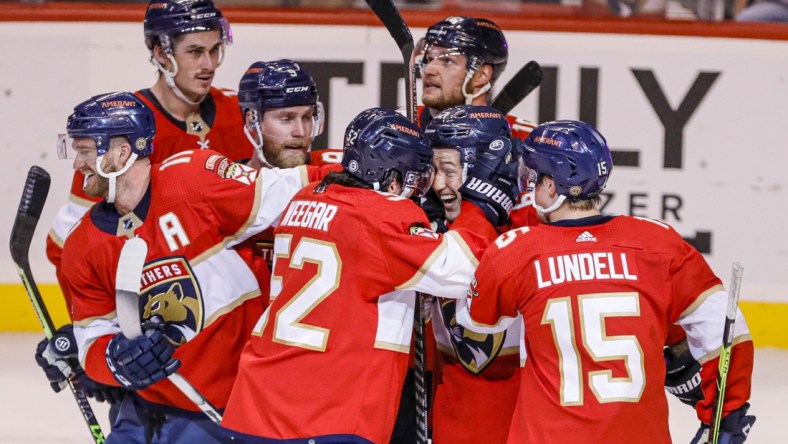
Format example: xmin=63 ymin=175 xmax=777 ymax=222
xmin=471 ymin=65 xmax=493 ymax=90
xmin=152 ymin=45 xmax=171 ymax=69
xmin=543 ymin=175 xmax=558 ymax=198
xmin=119 ymin=140 xmax=133 ymax=163
xmin=386 ymin=176 xmax=403 ymax=195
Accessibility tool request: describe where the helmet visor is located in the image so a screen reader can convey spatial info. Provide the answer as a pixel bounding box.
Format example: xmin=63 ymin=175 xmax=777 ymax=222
xmin=519 ymin=159 xmax=537 ymax=193
xmin=57 ymin=133 xmax=100 ymax=166
xmin=402 ymin=166 xmax=435 ymax=198
xmin=258 ymin=101 xmax=325 ymax=143
xmin=418 ymin=45 xmax=467 ymax=75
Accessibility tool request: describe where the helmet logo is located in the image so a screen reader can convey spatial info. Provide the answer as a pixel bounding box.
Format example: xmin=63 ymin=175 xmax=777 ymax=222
xmin=390 ymin=123 xmax=420 ymax=138
xmin=428 ymin=28 xmax=448 ymax=38
xmin=533 ymin=136 xmax=562 ymax=147
xmin=192 ymin=12 xmax=217 ymax=20
xmin=569 ymin=186 xmax=583 ymax=197
xmin=489 ymin=139 xmax=505 ymax=151
xmin=347 ymin=160 xmax=359 ymax=172
xmin=469 ymin=112 xmax=501 ymax=119
xmin=285 ymin=86 xmax=309 ymax=93
xmin=136 ymin=138 xmax=147 ymax=152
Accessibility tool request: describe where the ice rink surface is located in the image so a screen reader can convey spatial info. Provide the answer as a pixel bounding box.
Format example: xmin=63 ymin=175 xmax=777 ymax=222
xmin=0 ymin=333 xmax=782 ymax=443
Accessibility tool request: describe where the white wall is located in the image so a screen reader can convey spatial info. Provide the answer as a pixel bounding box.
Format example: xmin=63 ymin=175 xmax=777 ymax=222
xmin=1 ymin=22 xmax=786 ymax=301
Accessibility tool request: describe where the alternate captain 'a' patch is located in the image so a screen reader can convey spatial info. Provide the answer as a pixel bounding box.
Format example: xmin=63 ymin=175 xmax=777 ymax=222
xmin=139 ymin=256 xmax=204 ymax=346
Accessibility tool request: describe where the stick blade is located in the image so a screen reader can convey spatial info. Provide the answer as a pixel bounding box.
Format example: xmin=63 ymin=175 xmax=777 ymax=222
xmin=491 ymin=61 xmax=544 ymax=115
xmin=10 ymin=166 xmax=51 ymax=265
xmin=116 ymin=237 xmax=148 ymax=339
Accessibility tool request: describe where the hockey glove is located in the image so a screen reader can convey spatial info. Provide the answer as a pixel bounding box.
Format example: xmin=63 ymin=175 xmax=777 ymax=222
xmin=35 ymin=324 xmax=79 ymax=393
xmin=105 ymin=322 xmax=181 ymax=391
xmin=35 ymin=324 xmax=126 ymax=403
xmin=690 ymin=402 xmax=756 ymax=444
xmin=664 ymin=342 xmax=703 ymax=408
xmin=459 ymin=137 xmax=521 ymax=226
xmin=420 ymin=189 xmax=448 ymax=233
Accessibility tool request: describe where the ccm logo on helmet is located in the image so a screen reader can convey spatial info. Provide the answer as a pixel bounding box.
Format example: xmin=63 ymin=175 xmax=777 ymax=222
xmin=464 ymin=177 xmax=514 ymax=211
xmin=533 ymin=136 xmax=562 ymax=147
xmin=285 ymin=86 xmax=310 ymax=93
xmin=192 ymin=12 xmax=217 ymax=19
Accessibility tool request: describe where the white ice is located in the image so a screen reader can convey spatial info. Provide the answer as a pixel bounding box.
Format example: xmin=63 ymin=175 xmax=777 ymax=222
xmin=0 ymin=333 xmax=782 ymax=443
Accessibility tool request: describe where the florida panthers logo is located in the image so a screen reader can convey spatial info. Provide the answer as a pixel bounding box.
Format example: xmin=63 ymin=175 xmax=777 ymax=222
xmin=139 ymin=257 xmax=203 ymax=346
xmin=439 ymin=298 xmax=505 ymax=375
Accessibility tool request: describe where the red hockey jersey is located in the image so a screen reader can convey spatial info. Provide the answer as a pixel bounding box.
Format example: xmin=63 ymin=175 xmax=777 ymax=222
xmin=223 ymin=186 xmax=494 ymax=443
xmin=458 ymin=215 xmax=754 ymax=443
xmin=48 ymin=87 xmax=253 ymax=310
xmin=64 ymin=150 xmax=310 ymax=412
xmin=136 ymin=87 xmax=253 ymax=163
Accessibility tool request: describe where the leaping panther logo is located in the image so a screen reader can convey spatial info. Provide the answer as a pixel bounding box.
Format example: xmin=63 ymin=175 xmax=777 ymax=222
xmin=139 ymin=257 xmax=204 ymax=346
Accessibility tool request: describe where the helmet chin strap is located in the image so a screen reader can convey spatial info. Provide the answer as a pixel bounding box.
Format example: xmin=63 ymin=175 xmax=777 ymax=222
xmin=96 ymin=153 xmax=138 ymax=204
xmin=461 ymin=68 xmax=492 ymax=105
xmin=152 ymin=55 xmax=202 ymax=106
xmin=529 ymin=189 xmax=566 ymax=220
xmin=243 ymin=113 xmax=271 ymax=167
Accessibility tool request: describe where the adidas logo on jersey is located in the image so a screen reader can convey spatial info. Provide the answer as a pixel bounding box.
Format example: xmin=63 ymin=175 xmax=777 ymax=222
xmin=576 ymin=231 xmax=597 ymax=242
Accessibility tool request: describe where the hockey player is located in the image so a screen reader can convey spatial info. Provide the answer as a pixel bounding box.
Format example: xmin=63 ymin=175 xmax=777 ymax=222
xmin=238 ymin=59 xmax=341 ymax=170
xmin=423 ymin=105 xmax=527 ymax=444
xmin=236 ymin=59 xmax=342 ymax=273
xmin=53 ymin=91 xmax=316 ymax=443
xmin=222 ymin=108 xmax=521 ymax=444
xmin=46 ymin=0 xmax=251 ymax=311
xmin=457 ymin=120 xmax=756 ymax=443
xmin=417 ymin=15 xmax=534 ymax=140
xmin=398 ymin=18 xmax=536 ymax=441
xmin=139 ymin=0 xmax=249 ymax=162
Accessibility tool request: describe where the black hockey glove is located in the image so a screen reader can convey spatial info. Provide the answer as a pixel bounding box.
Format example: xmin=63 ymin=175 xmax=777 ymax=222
xmin=664 ymin=342 xmax=703 ymax=408
xmin=690 ymin=402 xmax=756 ymax=444
xmin=459 ymin=137 xmax=521 ymax=226
xmin=419 ymin=188 xmax=448 ymax=233
xmin=35 ymin=324 xmax=126 ymax=403
xmin=106 ymin=321 xmax=180 ymax=391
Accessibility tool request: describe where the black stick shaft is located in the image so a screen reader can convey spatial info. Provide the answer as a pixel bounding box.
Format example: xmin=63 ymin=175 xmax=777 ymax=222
xmin=10 ymin=166 xmax=106 ymax=443
xmin=365 ymin=2 xmax=429 ymax=442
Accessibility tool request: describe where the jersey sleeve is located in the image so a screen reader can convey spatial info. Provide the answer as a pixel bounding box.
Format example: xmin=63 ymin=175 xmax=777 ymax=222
xmin=455 ymin=229 xmax=526 ymax=334
xmin=204 ymin=162 xmax=308 ymax=246
xmin=668 ymin=232 xmax=754 ymax=423
xmin=47 ymin=172 xmax=101 ymax=315
xmin=381 ymin=201 xmax=492 ymax=299
xmin=65 ymin=236 xmax=125 ymax=385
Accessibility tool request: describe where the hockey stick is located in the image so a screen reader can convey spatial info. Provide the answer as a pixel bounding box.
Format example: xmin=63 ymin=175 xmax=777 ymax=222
xmin=710 ymin=262 xmax=744 ymax=444
xmin=365 ymin=1 xmax=428 ymax=442
xmin=115 ymin=237 xmax=224 ymax=424
xmin=365 ymin=0 xmax=417 ymax=122
xmin=490 ymin=61 xmax=543 ymax=115
xmin=9 ymin=166 xmax=106 ymax=444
